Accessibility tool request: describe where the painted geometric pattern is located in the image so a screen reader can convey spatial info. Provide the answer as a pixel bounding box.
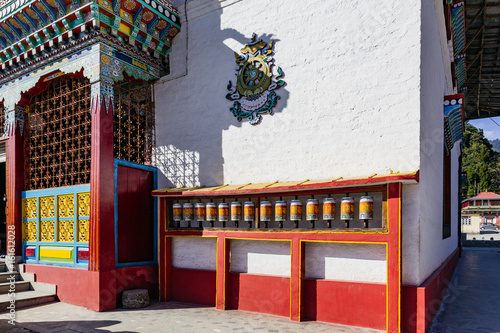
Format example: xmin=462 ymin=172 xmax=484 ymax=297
xmin=78 ymin=193 xmax=90 ymax=217
xmin=58 ymin=220 xmax=75 ymax=242
xmin=22 ymin=221 xmax=37 ymax=242
xmin=22 ymin=198 xmax=37 ymax=219
xmin=58 ymin=194 xmax=75 ymax=218
xmin=40 ymin=220 xmax=55 ymax=242
xmin=78 ymin=219 xmax=89 ymax=243
xmin=39 ymin=196 xmax=55 ymax=218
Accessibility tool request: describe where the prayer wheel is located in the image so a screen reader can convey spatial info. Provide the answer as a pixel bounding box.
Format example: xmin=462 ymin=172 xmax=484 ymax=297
xmin=260 ymin=201 xmax=272 ymax=222
xmin=244 ymin=202 xmax=255 ymax=221
xmin=359 ymin=196 xmax=374 ymax=220
xmin=231 ymin=202 xmax=242 ymax=221
xmin=206 ymin=202 xmax=217 ymax=222
xmin=290 ymin=200 xmax=302 ymax=228
xmin=218 ymin=203 xmax=229 ymax=222
xmin=195 ymin=203 xmax=206 ymax=222
xmin=306 ymin=199 xmax=319 ymax=221
xmin=183 ymin=203 xmax=193 ymax=221
xmin=172 ymin=203 xmax=182 ymax=222
xmin=340 ymin=197 xmax=354 ymax=220
xmin=323 ymin=198 xmax=336 ymax=220
xmin=275 ymin=201 xmax=287 ymax=221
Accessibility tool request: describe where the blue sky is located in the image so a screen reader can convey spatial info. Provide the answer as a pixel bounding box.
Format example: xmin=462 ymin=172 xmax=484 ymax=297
xmin=468 ymin=116 xmax=500 ymax=141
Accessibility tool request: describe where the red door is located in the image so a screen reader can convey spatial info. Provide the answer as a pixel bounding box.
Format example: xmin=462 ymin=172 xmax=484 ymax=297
xmin=117 ymin=165 xmax=154 ymax=263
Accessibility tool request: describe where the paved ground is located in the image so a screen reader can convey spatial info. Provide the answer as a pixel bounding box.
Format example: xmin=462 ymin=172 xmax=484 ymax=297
xmin=1 ymin=247 xmax=498 ymax=332
xmin=429 ymin=247 xmax=500 ymax=333
xmin=0 ymin=301 xmax=383 ymax=333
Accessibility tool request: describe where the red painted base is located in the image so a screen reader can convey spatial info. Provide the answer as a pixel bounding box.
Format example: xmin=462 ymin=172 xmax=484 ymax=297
xmin=402 ymin=248 xmax=460 ymax=333
xmin=229 ymin=273 xmax=290 ymax=317
xmin=24 ymin=264 xmax=158 ymax=311
xmin=303 ymin=279 xmax=386 ymax=330
xmin=170 ymin=268 xmax=216 ymax=306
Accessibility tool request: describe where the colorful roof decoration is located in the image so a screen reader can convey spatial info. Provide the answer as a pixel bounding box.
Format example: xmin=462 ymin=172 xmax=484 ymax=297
xmin=451 ymin=2 xmax=466 ymax=90
xmin=152 ymin=171 xmax=420 ymax=197
xmin=0 ymin=0 xmax=180 ymax=80
xmin=444 ymin=94 xmax=465 ymax=153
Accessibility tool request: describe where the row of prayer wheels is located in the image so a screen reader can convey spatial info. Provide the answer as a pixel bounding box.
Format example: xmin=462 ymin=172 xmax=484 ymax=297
xmin=172 ymin=196 xmax=374 ymax=229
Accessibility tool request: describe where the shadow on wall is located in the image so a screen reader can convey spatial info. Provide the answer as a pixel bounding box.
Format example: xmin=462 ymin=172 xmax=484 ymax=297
xmin=154 ymin=0 xmax=289 ymax=188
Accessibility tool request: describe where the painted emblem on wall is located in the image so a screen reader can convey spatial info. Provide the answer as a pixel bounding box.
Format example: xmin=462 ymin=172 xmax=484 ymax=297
xmin=226 ymin=33 xmax=286 ymax=125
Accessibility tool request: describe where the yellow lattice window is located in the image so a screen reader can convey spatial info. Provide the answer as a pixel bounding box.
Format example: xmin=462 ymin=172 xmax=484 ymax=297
xmin=40 ymin=220 xmax=55 ymax=242
xmin=58 ymin=194 xmax=75 ymax=218
xmin=78 ymin=219 xmax=89 ymax=242
xmin=39 ymin=196 xmax=55 ymax=218
xmin=22 ymin=221 xmax=37 ymax=242
xmin=78 ymin=192 xmax=90 ymax=217
xmin=58 ymin=220 xmax=75 ymax=242
xmin=22 ymin=198 xmax=37 ymax=219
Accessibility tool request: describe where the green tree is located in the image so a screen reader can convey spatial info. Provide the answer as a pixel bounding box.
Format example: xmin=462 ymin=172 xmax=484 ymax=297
xmin=461 ymin=124 xmax=500 ymax=198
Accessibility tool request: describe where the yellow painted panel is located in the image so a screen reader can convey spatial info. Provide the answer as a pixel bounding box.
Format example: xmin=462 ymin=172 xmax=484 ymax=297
xmin=118 ymin=23 xmax=131 ymax=35
xmin=40 ymin=248 xmax=72 ymax=259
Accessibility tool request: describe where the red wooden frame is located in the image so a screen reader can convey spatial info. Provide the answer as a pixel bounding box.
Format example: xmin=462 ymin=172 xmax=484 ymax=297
xmin=158 ymin=183 xmax=403 ymax=332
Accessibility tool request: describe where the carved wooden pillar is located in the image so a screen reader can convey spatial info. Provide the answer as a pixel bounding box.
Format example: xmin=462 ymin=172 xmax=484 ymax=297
xmin=5 ymin=106 xmax=24 ymax=259
xmin=89 ymin=81 xmax=115 ymax=272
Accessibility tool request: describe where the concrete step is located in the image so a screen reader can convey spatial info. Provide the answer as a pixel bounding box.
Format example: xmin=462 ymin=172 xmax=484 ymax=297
xmin=0 ymin=290 xmax=56 ymax=312
xmin=0 ymin=272 xmax=19 ymax=283
xmin=0 ymin=281 xmax=30 ymax=293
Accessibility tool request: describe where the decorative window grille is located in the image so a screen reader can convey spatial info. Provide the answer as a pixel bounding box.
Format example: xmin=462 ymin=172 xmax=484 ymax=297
xmin=24 ymin=75 xmax=92 ymax=190
xmin=113 ymin=80 xmax=155 ymax=165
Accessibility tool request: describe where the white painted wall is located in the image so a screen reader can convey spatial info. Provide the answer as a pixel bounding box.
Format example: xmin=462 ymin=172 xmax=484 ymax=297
xmin=154 ymin=0 xmax=422 ymax=188
xmin=402 ymin=183 xmax=420 ymax=285
xmin=171 ymin=237 xmax=217 ymax=270
xmin=305 ymin=243 xmax=387 ymax=283
xmin=412 ymin=0 xmax=459 ymax=286
xmin=230 ymin=240 xmax=291 ymax=277
xmin=158 ymin=0 xmax=461 ymax=287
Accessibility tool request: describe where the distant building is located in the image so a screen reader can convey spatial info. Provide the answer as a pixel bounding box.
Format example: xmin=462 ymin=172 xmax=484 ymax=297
xmin=461 ymin=192 xmax=500 ymax=233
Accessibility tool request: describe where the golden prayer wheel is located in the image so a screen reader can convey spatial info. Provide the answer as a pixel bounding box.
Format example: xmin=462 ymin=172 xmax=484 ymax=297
xmin=306 ymin=199 xmax=319 ymax=221
xmin=231 ymin=202 xmax=242 ymax=222
xmin=206 ymin=202 xmax=217 ymax=222
xmin=244 ymin=202 xmax=255 ymax=221
xmin=195 ymin=203 xmax=206 ymax=222
xmin=218 ymin=203 xmax=229 ymax=222
xmin=323 ymin=198 xmax=336 ymax=220
xmin=275 ymin=201 xmax=287 ymax=222
xmin=340 ymin=197 xmax=354 ymax=220
xmin=359 ymin=196 xmax=374 ymax=220
xmin=172 ymin=203 xmax=182 ymax=222
xmin=260 ymin=201 xmax=272 ymax=222
xmin=183 ymin=203 xmax=193 ymax=222
xmin=290 ymin=200 xmax=303 ymax=221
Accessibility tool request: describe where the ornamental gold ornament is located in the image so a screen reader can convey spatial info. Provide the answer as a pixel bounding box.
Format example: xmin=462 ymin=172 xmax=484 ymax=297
xmin=226 ymin=33 xmax=286 ymax=125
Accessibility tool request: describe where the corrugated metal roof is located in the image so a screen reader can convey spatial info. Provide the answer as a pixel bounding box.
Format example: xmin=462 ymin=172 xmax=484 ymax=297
xmin=465 ymin=0 xmax=500 ymax=119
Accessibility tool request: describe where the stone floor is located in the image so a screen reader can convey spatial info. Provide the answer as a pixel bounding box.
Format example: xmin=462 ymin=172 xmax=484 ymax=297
xmin=2 ymin=247 xmax=498 ymax=332
xmin=429 ymin=247 xmax=500 ymax=333
xmin=0 ymin=301 xmax=383 ymax=333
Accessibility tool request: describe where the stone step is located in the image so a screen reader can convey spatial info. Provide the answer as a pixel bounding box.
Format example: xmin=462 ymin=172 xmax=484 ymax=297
xmin=0 ymin=290 xmax=56 ymax=312
xmin=0 ymin=272 xmax=19 ymax=283
xmin=0 ymin=281 xmax=30 ymax=294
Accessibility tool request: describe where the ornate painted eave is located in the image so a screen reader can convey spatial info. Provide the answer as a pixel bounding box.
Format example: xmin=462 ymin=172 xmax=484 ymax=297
xmin=0 ymin=0 xmax=180 ymax=78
